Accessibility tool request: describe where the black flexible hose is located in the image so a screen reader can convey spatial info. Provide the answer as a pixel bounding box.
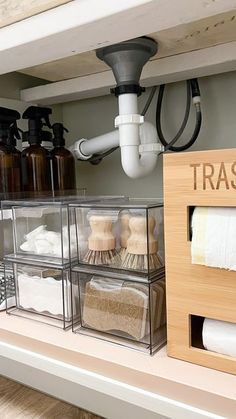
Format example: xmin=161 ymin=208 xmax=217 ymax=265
xmin=88 ymin=146 xmax=119 ymax=165
xmin=156 ymin=81 xmax=191 ymax=148
xmin=141 ymin=86 xmax=157 ymax=116
xmin=164 ymin=107 xmax=202 ymax=152
xmin=156 ymin=79 xmax=202 ymax=152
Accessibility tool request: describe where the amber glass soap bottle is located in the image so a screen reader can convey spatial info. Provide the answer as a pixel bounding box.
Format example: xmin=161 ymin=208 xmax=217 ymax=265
xmin=21 ymin=106 xmax=53 ymax=193
xmin=51 ymin=123 xmax=76 ymax=192
xmin=0 ymin=107 xmax=21 ymax=194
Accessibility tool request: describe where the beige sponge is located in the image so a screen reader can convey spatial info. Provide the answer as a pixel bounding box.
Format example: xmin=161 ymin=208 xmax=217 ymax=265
xmin=82 ymin=278 xmax=166 ymax=341
xmin=83 ymin=279 xmax=148 ymax=340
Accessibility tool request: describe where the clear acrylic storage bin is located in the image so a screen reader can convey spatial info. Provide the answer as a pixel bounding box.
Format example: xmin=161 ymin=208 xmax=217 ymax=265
xmin=5 ymin=262 xmax=79 ymax=329
xmin=0 ymin=207 xmax=14 ymax=260
xmin=71 ymin=268 xmax=166 ymax=354
xmin=0 ymin=195 xmax=15 ymax=311
xmin=69 ymin=199 xmax=164 ymax=279
xmin=0 ymin=262 xmax=14 ymax=311
xmin=2 ymin=194 xmax=125 ymax=268
xmin=2 ymin=194 xmax=88 ymax=267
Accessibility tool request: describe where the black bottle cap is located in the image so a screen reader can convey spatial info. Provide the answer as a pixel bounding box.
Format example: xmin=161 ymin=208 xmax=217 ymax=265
xmin=5 ymin=122 xmax=21 ymax=147
xmin=22 ymin=129 xmax=52 ymax=144
xmin=41 ymin=130 xmax=53 ymax=142
xmin=22 ymin=106 xmax=52 ymax=145
xmin=0 ymin=107 xmax=20 ymax=139
xmin=52 ymin=123 xmax=68 ymax=147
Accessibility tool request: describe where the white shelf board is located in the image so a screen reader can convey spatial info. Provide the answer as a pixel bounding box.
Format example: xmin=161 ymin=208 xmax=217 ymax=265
xmin=21 ymin=40 xmax=236 ymax=105
xmin=18 ymin=8 xmax=236 ymax=82
xmin=0 ymin=0 xmax=236 ymax=75
xmin=0 ymin=342 xmax=222 ymax=419
xmin=0 ymin=313 xmax=235 ymax=418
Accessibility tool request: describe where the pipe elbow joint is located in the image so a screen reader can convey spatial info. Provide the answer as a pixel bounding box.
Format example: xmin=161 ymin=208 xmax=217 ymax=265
xmin=121 ymin=145 xmax=158 ymax=179
xmin=69 ymin=139 xmax=92 ymax=160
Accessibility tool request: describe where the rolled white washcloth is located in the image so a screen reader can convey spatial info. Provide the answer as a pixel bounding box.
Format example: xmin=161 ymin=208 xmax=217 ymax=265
xmin=25 ymin=225 xmax=47 ymax=241
xmin=202 ymin=318 xmax=236 ymax=358
xmin=191 ymin=207 xmax=236 ymax=270
xmin=20 ymin=225 xmax=77 ymax=258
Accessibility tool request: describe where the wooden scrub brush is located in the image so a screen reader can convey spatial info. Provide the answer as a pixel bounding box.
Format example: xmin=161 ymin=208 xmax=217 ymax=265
xmin=119 ymin=212 xmax=131 ymax=261
xmin=83 ymin=214 xmax=119 ymax=265
xmin=122 ymin=215 xmax=163 ymax=271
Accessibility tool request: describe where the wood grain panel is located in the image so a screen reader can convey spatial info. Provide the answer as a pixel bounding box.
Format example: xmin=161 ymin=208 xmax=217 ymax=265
xmin=0 ymin=0 xmax=72 ymax=28
xmin=164 ymin=149 xmax=236 ymax=375
xmin=0 ymin=375 xmax=102 ymax=418
xmin=19 ymin=10 xmax=236 ymax=81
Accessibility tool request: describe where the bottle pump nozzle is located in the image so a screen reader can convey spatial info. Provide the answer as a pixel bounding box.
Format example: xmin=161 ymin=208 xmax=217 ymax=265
xmin=0 ymin=107 xmax=20 ymax=140
xmin=22 ymin=106 xmax=52 ymax=144
xmin=52 ymin=123 xmax=68 ymax=147
xmin=6 ymin=122 xmax=22 ymax=147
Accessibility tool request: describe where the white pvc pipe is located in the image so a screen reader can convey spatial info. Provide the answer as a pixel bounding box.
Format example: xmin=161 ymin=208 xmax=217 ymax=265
xmin=71 ymin=93 xmax=159 ymax=178
xmin=71 ymin=121 xmax=160 ymax=160
xmin=121 ymin=148 xmax=157 ymax=178
xmin=117 ymin=93 xmax=158 ymax=179
xmin=118 ymin=93 xmax=138 ymax=115
xmin=80 ymin=130 xmax=119 ymax=155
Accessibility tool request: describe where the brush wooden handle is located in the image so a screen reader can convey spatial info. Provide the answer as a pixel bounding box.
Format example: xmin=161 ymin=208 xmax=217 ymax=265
xmin=127 ymin=216 xmax=158 ymax=255
xmin=120 ymin=213 xmax=131 ymax=248
xmin=88 ymin=215 xmax=115 ymax=251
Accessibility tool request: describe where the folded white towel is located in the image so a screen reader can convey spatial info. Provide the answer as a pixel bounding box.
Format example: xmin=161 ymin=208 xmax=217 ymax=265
xmin=203 ymin=318 xmax=236 ymax=358
xmin=191 ymin=207 xmax=236 ymax=270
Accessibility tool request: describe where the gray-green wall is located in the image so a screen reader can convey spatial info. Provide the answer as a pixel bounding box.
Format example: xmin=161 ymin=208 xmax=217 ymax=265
xmin=0 ymin=72 xmax=47 ymax=100
xmin=62 ymin=70 xmax=236 ymax=198
xmin=1 ymin=70 xmax=235 ymax=198
xmin=0 ymin=72 xmax=62 ymax=140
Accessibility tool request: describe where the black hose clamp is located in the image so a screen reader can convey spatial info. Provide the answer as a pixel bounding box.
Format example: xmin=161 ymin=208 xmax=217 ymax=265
xmin=110 ymin=84 xmax=145 ymax=97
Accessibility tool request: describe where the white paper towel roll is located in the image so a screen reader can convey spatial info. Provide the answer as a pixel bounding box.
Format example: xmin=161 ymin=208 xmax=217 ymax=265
xmin=202 ymin=318 xmax=236 ymax=358
xmin=191 ymin=207 xmax=236 ymax=270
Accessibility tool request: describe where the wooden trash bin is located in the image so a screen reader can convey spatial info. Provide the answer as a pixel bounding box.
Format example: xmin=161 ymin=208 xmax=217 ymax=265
xmin=164 ymin=148 xmax=236 ymax=375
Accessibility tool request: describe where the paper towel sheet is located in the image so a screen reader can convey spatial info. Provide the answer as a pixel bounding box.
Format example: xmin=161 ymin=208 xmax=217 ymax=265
xmin=191 ymin=207 xmax=236 ymax=270
xmin=203 ymin=318 xmax=236 ymax=358
xmin=17 ymin=274 xmax=71 ymax=317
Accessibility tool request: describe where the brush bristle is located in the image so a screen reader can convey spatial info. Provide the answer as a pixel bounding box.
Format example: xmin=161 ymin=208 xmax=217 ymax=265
xmin=122 ymin=253 xmax=163 ymax=271
xmin=83 ymin=249 xmax=119 ymax=265
xmin=119 ymin=247 xmax=127 ymax=262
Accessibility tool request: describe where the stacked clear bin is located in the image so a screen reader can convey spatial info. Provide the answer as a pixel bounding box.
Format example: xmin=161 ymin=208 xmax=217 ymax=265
xmin=2 ymin=193 xmax=87 ymax=328
xmin=69 ymin=199 xmax=166 ymax=353
xmin=0 ymin=197 xmax=15 ymax=311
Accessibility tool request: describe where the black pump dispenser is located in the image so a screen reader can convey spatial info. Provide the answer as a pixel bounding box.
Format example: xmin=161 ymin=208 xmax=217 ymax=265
xmin=22 ymin=106 xmax=52 ymax=144
xmin=51 ymin=123 xmax=76 ymax=192
xmin=0 ymin=107 xmax=20 ymax=139
xmin=0 ymin=107 xmax=21 ymax=193
xmin=52 ymin=123 xmax=68 ymax=147
xmin=21 ymin=106 xmax=53 ymax=193
xmin=5 ymin=122 xmax=21 ymax=147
